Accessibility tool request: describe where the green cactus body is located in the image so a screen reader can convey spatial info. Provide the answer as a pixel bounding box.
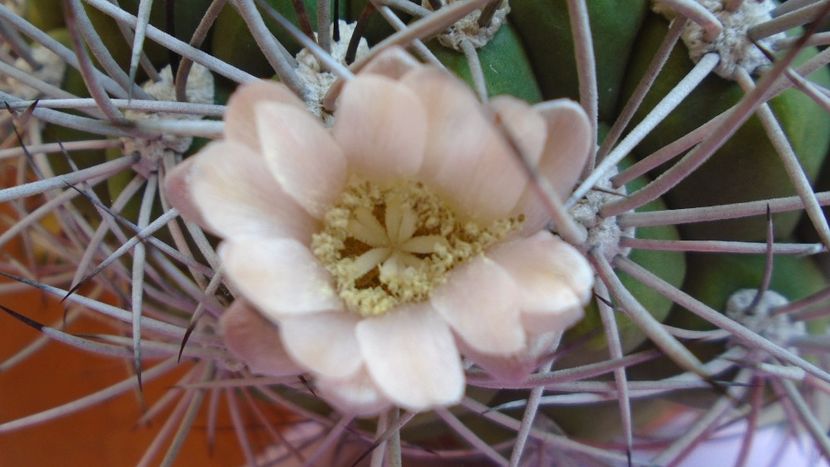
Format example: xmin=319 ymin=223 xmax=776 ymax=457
xmin=510 ymin=0 xmax=649 ymax=121
xmin=428 ymin=23 xmax=543 ymax=103
xmin=621 ymin=13 xmax=830 ymax=242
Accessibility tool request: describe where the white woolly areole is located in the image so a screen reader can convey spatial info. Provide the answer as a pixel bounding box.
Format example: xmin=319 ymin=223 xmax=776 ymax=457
xmin=653 ymin=0 xmax=784 ymax=79
xmin=424 ymin=0 xmax=510 ymax=50
xmin=569 ymin=170 xmax=634 ymax=261
xmin=726 ymin=288 xmax=805 ymax=346
xmin=0 ymin=44 xmax=65 ymax=99
xmin=123 ymin=63 xmax=215 ymax=176
xmin=296 ymin=20 xmax=369 ymax=123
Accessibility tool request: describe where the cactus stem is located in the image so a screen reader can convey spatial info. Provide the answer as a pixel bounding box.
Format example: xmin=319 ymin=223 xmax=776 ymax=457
xmin=620 ymin=238 xmax=824 ymax=255
xmin=612 ymin=110 xmax=723 ymax=188
xmin=654 ymin=369 xmax=753 ymax=465
xmin=434 ymin=408 xmax=508 ymax=465
xmin=776 ymin=377 xmax=830 ymax=459
xmin=346 ymin=3 xmax=374 ymax=65
xmin=290 ymin=0 xmax=316 ymax=40
xmin=64 ymin=0 xmax=125 ymax=120
xmin=476 ymin=0 xmax=500 ymax=28
xmin=0 ymin=139 xmax=120 ymax=161
xmin=225 ymin=388 xmax=258 ymax=465
xmin=0 ymin=3 xmax=128 ymax=97
xmin=159 ymin=364 xmax=214 ymax=467
xmin=733 ymin=376 xmax=764 ymax=467
xmin=4 ymin=98 xmax=224 ymax=116
xmin=110 ymin=0 xmax=160 ymax=81
xmin=129 ymin=0 xmax=155 ymax=97
xmin=735 ymin=68 xmax=830 ymax=250
xmin=317 ymin=0 xmax=331 ymax=53
xmin=0 ymin=18 xmax=38 ymax=70
xmin=0 ymin=357 xmax=179 ymax=434
xmin=594 ymin=252 xmax=709 ymax=379
xmin=565 ymin=0 xmax=598 ymax=171
xmin=595 ymin=280 xmax=634 ymax=456
xmin=617 ymin=190 xmax=830 ymax=228
xmin=598 ymin=17 xmax=687 ymax=162
xmin=509 ymin=360 xmax=553 ymax=467
xmin=615 ymin=255 xmax=830 ymax=385
xmin=138 ymin=368 xmax=203 ymax=466
xmin=0 ymin=306 xmax=82 ymax=372
xmin=175 ymin=0 xmax=228 ymax=102
xmin=660 ymin=0 xmax=723 ymax=42
xmin=130 ymin=173 xmax=158 ymax=393
xmin=749 ymin=0 xmax=830 ymax=41
xmin=373 ymin=5 xmax=443 ymax=67
xmin=461 ymin=396 xmax=633 ymax=463
xmin=460 ymin=38 xmax=487 ymax=101
xmin=380 ymin=0 xmax=430 ymax=18
xmin=601 ymin=27 xmax=810 ymax=218
xmin=571 ymin=52 xmax=719 ymax=209
xmin=85 ymin=0 xmax=255 ymax=83
xmin=234 ymin=0 xmax=307 ymax=96
xmin=370 ymin=409 xmax=390 ymax=467
xmin=0 ymin=155 xmax=135 ymax=202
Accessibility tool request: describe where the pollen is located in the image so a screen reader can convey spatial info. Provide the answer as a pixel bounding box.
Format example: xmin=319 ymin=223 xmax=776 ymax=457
xmin=311 ymin=179 xmax=522 ymax=317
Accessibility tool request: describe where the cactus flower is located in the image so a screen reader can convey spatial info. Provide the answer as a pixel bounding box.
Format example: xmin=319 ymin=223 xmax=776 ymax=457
xmin=165 ymin=47 xmax=594 ymax=415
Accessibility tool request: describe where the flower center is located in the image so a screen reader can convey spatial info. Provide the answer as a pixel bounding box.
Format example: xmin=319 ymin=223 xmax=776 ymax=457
xmin=311 ymin=179 xmax=522 ymax=317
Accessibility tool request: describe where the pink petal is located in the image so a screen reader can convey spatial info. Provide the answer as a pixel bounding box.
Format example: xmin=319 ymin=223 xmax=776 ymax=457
xmin=489 ymin=96 xmax=547 ymax=169
xmin=225 ymin=80 xmax=306 ymax=153
xmin=220 ymin=236 xmax=342 ymax=317
xmin=332 ymin=75 xmax=426 ymax=181
xmin=278 ymin=312 xmax=362 ymax=379
xmin=256 ymin=102 xmax=347 ymax=218
xmin=488 ymin=231 xmax=593 ymax=332
xmin=461 ymin=331 xmax=562 ymax=382
xmin=316 ymin=366 xmax=392 ymax=416
xmin=164 ymin=156 xmax=206 ymax=227
xmin=355 ymin=304 xmax=464 ymax=411
xmin=361 ymin=46 xmax=421 ymax=80
xmin=219 ymin=300 xmax=303 ymax=377
xmin=401 ymin=67 xmax=527 ymax=222
xmin=187 ymin=141 xmax=318 ymax=242
xmin=515 ymin=100 xmax=592 ymax=234
xmin=430 ymin=255 xmax=526 ymax=355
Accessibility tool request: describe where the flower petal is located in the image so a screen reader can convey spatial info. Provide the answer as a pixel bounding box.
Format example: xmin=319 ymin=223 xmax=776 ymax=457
xmin=430 ymin=256 xmax=526 ymax=356
xmin=164 ymin=156 xmax=206 ymax=227
xmin=489 ymin=95 xmax=547 ymax=168
xmin=401 ymin=67 xmax=528 ymax=222
xmin=332 ymin=75 xmax=426 ymax=181
xmin=186 ymin=141 xmax=317 ymax=242
xmin=219 ymin=300 xmax=303 ymax=377
xmin=316 ymin=366 xmax=391 ymax=416
xmin=225 ymin=80 xmax=306 ymax=152
xmin=461 ymin=331 xmax=562 ymax=382
xmin=488 ymin=231 xmax=592 ymax=332
xmin=256 ymin=102 xmax=347 ymax=218
xmin=515 ymin=100 xmax=592 ymax=233
xmin=279 ymin=311 xmax=363 ymax=379
xmin=220 ymin=236 xmax=342 ymax=317
xmin=356 ymin=304 xmax=464 ymax=411
xmin=361 ymin=46 xmax=421 ymax=80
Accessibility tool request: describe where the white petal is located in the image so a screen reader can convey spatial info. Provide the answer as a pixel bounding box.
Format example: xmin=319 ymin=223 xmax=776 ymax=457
xmin=360 ymin=46 xmax=421 ymax=80
xmin=332 ymin=75 xmax=426 ymax=181
xmin=490 ymin=96 xmax=547 ymax=168
xmin=279 ymin=312 xmax=363 ymax=379
xmin=401 ymin=67 xmax=527 ymax=222
xmin=164 ymin=156 xmax=206 ymax=227
xmin=256 ymin=102 xmax=347 ymax=218
xmin=219 ymin=300 xmax=303 ymax=377
xmin=225 ymin=80 xmax=307 ymax=152
xmin=430 ymin=255 xmax=526 ymax=355
xmin=461 ymin=331 xmax=562 ymax=382
xmin=488 ymin=231 xmax=593 ymax=332
xmin=516 ymin=100 xmax=592 ymax=234
xmin=220 ymin=236 xmax=342 ymax=317
xmin=316 ymin=366 xmax=392 ymax=416
xmin=356 ymin=304 xmax=464 ymax=411
xmin=188 ymin=141 xmax=317 ymax=242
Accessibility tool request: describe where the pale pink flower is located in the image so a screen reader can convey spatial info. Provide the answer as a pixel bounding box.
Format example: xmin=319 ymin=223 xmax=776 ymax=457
xmin=165 ymin=47 xmax=594 ymax=415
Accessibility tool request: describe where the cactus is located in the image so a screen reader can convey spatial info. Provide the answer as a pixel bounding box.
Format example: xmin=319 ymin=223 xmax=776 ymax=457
xmin=2 ymin=0 xmax=830 ymax=465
